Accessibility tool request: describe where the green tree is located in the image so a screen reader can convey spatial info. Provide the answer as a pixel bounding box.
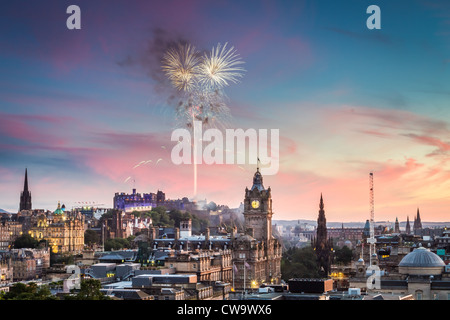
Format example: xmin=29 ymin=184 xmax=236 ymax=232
xmin=104 ymin=236 xmax=135 ymax=251
xmin=149 ymin=206 xmax=174 ymax=227
xmin=334 ymin=246 xmax=353 ymax=265
xmin=2 ymin=282 xmax=56 ymax=300
xmin=14 ymin=234 xmax=39 ymax=249
xmin=84 ymin=229 xmax=100 ymax=246
xmin=281 ymin=246 xmax=320 ymax=281
xmin=65 ymin=279 xmax=109 ymax=300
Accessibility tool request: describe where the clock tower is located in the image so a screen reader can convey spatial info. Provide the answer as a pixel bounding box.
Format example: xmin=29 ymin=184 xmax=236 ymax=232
xmin=232 ymin=165 xmax=282 ymax=290
xmin=243 ymin=166 xmax=273 ymax=241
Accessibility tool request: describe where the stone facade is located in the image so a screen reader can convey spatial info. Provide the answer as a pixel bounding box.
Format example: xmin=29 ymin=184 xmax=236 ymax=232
xmin=28 ymin=202 xmax=85 ymax=254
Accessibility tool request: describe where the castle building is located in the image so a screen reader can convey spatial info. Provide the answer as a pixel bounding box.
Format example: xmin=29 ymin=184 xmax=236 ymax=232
xmin=113 ymin=189 xmax=167 ymax=212
xmin=19 ymin=168 xmax=32 ymax=212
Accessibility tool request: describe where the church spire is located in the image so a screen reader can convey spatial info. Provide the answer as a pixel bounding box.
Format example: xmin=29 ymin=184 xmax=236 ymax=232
xmin=405 ymin=215 xmax=411 ymax=234
xmin=19 ymin=168 xmax=32 ymax=211
xmin=24 ymin=168 xmax=29 ymax=192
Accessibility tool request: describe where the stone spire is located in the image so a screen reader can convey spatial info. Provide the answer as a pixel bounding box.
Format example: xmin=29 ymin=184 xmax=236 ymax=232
xmin=314 ymin=193 xmax=331 ymax=277
xmin=405 ymin=216 xmax=411 ymax=234
xmin=19 ymin=168 xmax=32 ymax=211
xmin=414 ymin=208 xmax=422 ymax=235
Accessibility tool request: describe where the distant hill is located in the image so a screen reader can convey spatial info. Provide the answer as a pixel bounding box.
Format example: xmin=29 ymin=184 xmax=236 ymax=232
xmin=0 ymin=209 xmax=11 ymax=214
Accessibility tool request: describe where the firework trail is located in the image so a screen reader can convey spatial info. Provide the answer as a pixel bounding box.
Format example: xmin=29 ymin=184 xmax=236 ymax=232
xmin=161 ymin=42 xmax=245 ymax=198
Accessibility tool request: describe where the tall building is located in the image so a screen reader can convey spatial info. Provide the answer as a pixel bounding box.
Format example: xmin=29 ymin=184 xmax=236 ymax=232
xmin=394 ymin=217 xmax=400 ymax=234
xmin=313 ymin=194 xmax=332 ymax=277
xmin=19 ymin=168 xmax=32 ymax=211
xmin=232 ymin=166 xmax=282 ymax=289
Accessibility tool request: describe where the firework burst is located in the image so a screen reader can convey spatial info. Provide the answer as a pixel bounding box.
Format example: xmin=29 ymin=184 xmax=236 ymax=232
xmin=161 ymin=42 xmax=244 ymax=131
xmin=161 ymin=43 xmax=201 ymax=92
xmin=198 ymin=42 xmax=245 ymax=90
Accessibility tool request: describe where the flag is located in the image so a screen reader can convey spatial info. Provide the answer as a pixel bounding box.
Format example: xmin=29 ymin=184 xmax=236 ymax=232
xmin=245 ymin=262 xmax=251 ymax=269
xmin=233 ymin=264 xmax=238 ymax=273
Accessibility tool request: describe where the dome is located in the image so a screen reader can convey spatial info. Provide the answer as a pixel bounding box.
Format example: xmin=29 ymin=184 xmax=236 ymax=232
xmin=399 ymin=247 xmax=445 ymax=268
xmin=399 ymin=247 xmax=445 ymax=276
xmin=54 ymin=202 xmax=64 ymax=215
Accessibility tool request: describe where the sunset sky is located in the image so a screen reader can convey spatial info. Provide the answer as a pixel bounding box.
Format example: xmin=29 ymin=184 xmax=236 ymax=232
xmin=1 ymin=0 xmax=449 ymax=222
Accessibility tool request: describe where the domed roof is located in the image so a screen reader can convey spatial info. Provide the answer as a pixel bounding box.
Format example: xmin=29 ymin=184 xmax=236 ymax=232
xmin=399 ymin=247 xmax=445 ymax=268
xmin=54 ymin=202 xmax=64 ymax=215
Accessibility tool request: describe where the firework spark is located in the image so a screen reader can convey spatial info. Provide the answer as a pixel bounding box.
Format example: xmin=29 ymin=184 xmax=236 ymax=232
xmin=161 ymin=43 xmax=201 ymax=92
xmin=198 ymin=42 xmax=245 ymax=90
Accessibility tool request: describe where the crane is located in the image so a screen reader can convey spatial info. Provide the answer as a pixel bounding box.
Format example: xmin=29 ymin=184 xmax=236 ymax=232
xmin=367 ymin=172 xmax=377 ymax=266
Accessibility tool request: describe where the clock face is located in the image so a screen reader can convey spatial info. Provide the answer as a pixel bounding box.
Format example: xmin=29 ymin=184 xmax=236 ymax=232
xmin=251 ymin=200 xmax=260 ymax=209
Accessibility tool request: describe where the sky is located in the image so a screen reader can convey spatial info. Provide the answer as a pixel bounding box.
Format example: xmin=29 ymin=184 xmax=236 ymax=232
xmin=0 ymin=0 xmax=449 ymax=222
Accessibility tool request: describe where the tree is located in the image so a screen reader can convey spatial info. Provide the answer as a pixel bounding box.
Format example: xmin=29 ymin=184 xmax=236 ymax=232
xmin=84 ymin=229 xmax=100 ymax=246
xmin=65 ymin=279 xmax=109 ymax=300
xmin=334 ymin=246 xmax=353 ymax=265
xmin=1 ymin=282 xmax=56 ymax=300
xmin=281 ymin=246 xmax=320 ymax=280
xmin=14 ymin=234 xmax=39 ymax=249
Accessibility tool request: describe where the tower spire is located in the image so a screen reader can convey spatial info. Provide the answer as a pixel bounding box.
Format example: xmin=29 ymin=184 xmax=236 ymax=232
xmin=315 ymin=193 xmax=331 ymax=277
xmin=319 ymin=193 xmax=324 ymax=210
xmin=19 ymin=168 xmax=32 ymax=211
xmin=24 ymin=168 xmax=29 ymax=192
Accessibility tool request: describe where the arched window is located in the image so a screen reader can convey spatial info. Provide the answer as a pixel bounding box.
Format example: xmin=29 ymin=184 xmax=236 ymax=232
xmin=415 ymin=290 xmax=423 ymax=300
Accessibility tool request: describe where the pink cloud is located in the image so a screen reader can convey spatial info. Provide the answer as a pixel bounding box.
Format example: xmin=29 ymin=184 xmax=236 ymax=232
xmin=0 ymin=112 xmax=71 ymax=146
